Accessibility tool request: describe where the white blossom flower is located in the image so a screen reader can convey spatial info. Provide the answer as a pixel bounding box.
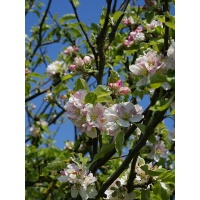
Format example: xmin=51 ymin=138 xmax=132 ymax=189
xmin=46 ymin=61 xmax=67 ymax=78
xmin=146 ymin=20 xmax=163 ymax=30
xmin=58 ymin=163 xmax=98 ymax=200
xmin=129 ymin=50 xmax=166 ymax=76
xmin=104 ymin=103 xmax=143 ymax=136
xmin=147 ymin=140 xmax=169 ymax=162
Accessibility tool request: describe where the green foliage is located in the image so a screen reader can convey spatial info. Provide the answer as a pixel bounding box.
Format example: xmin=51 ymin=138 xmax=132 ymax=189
xmin=25 ymin=1 xmax=175 ymax=199
xmin=108 ymin=70 xmax=120 ymax=83
xmin=115 ymin=132 xmax=124 ymax=156
xmin=84 ymin=92 xmax=97 ymax=105
xmin=73 ymin=78 xmax=90 ymax=92
xmin=93 ymin=85 xmax=112 ymax=103
xmin=92 ymin=144 xmax=115 ymax=163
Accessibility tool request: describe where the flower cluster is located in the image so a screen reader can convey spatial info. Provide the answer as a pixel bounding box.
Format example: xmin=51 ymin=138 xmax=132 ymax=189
xmin=104 ymin=102 xmax=143 ymax=136
xmin=64 ymin=46 xmax=79 ymax=55
xmin=69 ymin=55 xmax=94 ymax=72
xmin=29 ymin=119 xmax=48 ymax=136
xmin=108 ymin=79 xmax=131 ymax=96
xmin=129 ymin=50 xmax=166 ymax=76
xmin=124 ymin=26 xmax=145 ymax=47
xmin=65 ymin=90 xmax=144 ymax=137
xmin=146 ymin=136 xmax=170 ymax=162
xmin=58 ymin=163 xmax=98 ymax=199
xmin=65 ymin=90 xmax=106 ymax=138
xmin=122 ymin=16 xmax=134 ymax=25
xmin=46 ymin=61 xmax=67 ymax=80
xmin=146 ymin=20 xmax=163 ymax=30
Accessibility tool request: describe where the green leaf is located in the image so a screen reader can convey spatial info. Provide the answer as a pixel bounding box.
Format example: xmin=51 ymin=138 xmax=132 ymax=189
xmin=145 ymin=11 xmax=155 ymax=23
xmin=157 ymin=170 xmax=175 ymax=185
xmin=141 ymin=165 xmax=166 ymax=176
xmin=133 ymin=123 xmax=146 ymax=133
xmin=60 ymin=14 xmax=76 ymax=22
xmin=141 ymin=188 xmax=150 ymax=200
xmin=165 ymin=21 xmax=175 ymax=30
xmin=115 ymin=132 xmax=124 ymax=155
xmin=71 ymin=0 xmax=80 ymax=7
xmin=113 ymin=11 xmax=123 ymax=22
xmin=93 ymin=85 xmax=112 ymax=103
xmin=61 ymin=74 xmax=73 ymax=82
xmin=43 ymin=158 xmax=66 ymax=175
xmin=84 ymin=92 xmax=97 ymax=105
xmin=108 ymin=70 xmax=120 ymax=83
xmin=153 ymin=181 xmax=170 ymax=200
xmin=78 ymin=153 xmax=89 ymax=165
xmin=73 ymin=78 xmax=90 ymax=92
xmin=25 ymin=82 xmax=31 ymax=96
xmin=53 ymin=83 xmax=68 ymax=96
xmin=150 ymin=74 xmax=167 ymax=84
xmin=92 ymin=144 xmax=115 ymax=163
xmin=149 ymin=94 xmax=175 ymax=111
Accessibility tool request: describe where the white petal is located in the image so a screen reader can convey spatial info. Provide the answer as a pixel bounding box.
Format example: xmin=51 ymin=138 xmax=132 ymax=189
xmin=71 ymin=185 xmax=78 ymax=198
xmin=117 ymin=119 xmax=130 ymax=127
xmin=129 ymin=114 xmax=144 ymax=122
xmin=129 ymin=64 xmax=143 ymax=75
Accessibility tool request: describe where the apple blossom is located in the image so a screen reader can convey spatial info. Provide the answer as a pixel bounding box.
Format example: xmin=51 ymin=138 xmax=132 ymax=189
xmin=83 ymin=55 xmax=92 ymax=65
xmin=123 ymin=16 xmax=134 ymax=25
xmin=58 ymin=163 xmax=98 ymax=200
xmin=104 ymin=102 xmax=143 ymax=136
xmin=64 ymin=46 xmax=79 ymax=54
xmin=146 ymin=20 xmax=163 ymax=30
xmin=147 ymin=139 xmax=169 ymax=162
xmin=129 ymin=50 xmax=166 ymax=76
xmin=46 ymin=61 xmax=67 ymax=79
xmin=69 ymin=64 xmax=78 ymax=72
xmin=74 ymin=57 xmax=84 ymax=67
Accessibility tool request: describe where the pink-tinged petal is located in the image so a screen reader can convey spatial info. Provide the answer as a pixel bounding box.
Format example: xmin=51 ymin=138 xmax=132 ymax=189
xmin=129 ymin=114 xmax=144 ymax=122
xmin=129 ymin=64 xmax=144 ymax=75
xmin=117 ymin=118 xmax=130 ymax=127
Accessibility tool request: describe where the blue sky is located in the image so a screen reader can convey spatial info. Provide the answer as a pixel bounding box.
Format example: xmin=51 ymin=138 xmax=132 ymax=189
xmin=26 ymin=0 xmax=174 ymax=149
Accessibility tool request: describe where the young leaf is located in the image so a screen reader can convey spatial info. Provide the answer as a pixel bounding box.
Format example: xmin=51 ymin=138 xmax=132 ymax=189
xmin=84 ymin=92 xmax=97 ymax=105
xmin=92 ymin=144 xmax=115 ymax=163
xmin=149 ymin=94 xmax=175 ymax=111
xmin=115 ymin=132 xmax=124 ymax=155
xmin=113 ymin=11 xmax=123 ymax=22
xmin=93 ymin=85 xmax=112 ymax=103
xmin=73 ymin=78 xmax=90 ymax=92
xmin=61 ymin=74 xmax=73 ymax=82
xmin=141 ymin=188 xmax=150 ymax=200
xmin=43 ymin=157 xmax=66 ymax=173
xmin=108 ymin=70 xmax=120 ymax=83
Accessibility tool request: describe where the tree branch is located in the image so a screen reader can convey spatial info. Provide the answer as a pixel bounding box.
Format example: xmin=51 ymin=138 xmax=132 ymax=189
xmin=96 ymin=109 xmax=168 ymax=198
xmin=69 ymin=0 xmax=98 ymax=66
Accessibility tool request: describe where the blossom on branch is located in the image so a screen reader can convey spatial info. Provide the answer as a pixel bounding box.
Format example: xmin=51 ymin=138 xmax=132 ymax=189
xmin=46 ymin=61 xmax=67 ymax=79
xmin=129 ymin=50 xmax=166 ymax=76
xmin=58 ymin=163 xmax=98 ymax=199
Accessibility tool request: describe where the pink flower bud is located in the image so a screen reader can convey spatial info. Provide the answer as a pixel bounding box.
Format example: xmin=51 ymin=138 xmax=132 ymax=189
xmin=83 ymin=56 xmax=92 ymax=65
xmin=73 ymin=46 xmax=79 ymax=52
xmin=64 ymin=46 xmax=74 ymax=54
xmin=74 ymin=57 xmax=84 ymax=67
xmin=69 ymin=64 xmax=78 ymax=72
xmin=25 ymin=68 xmax=30 ymax=75
xmin=123 ymin=39 xmax=133 ymax=47
xmin=119 ymin=87 xmax=131 ymax=95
